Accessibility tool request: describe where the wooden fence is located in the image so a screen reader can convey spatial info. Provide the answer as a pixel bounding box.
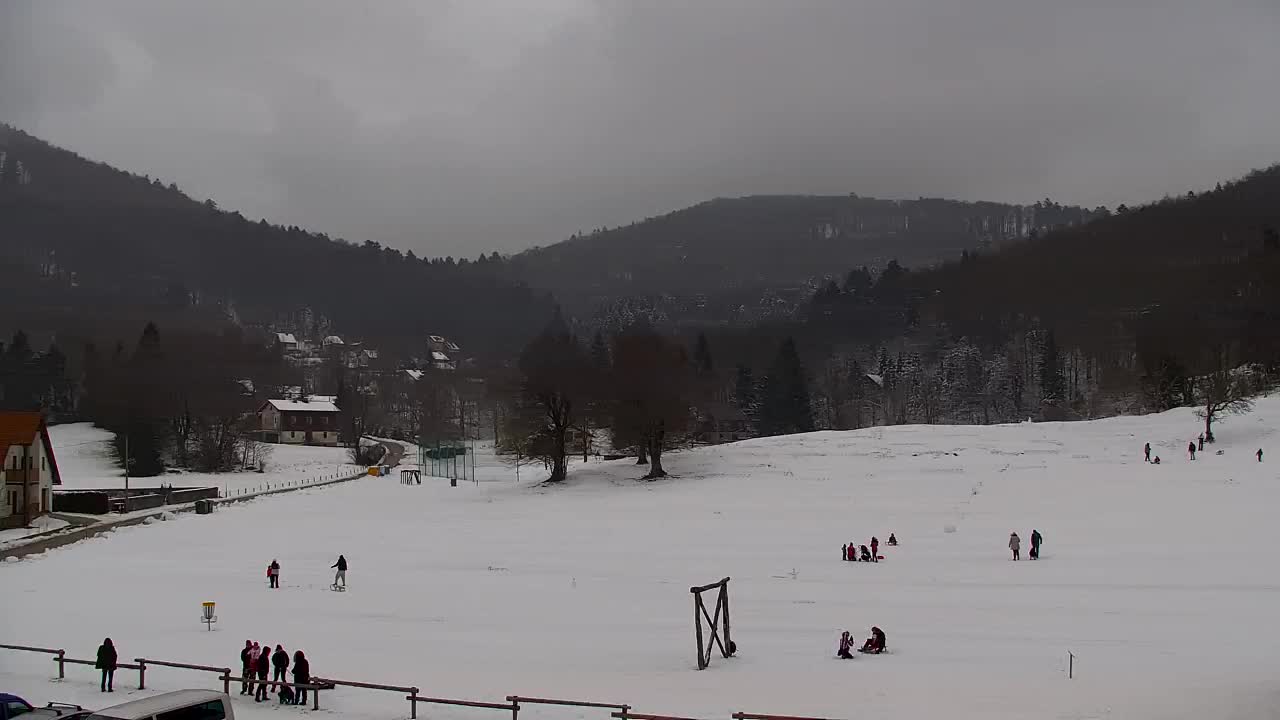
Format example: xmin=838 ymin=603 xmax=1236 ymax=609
xmin=2 ymin=643 xmax=841 ymax=720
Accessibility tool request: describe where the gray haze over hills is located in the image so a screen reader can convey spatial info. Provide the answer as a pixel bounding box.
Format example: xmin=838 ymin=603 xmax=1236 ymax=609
xmin=2 ymin=1 xmax=1276 ymax=258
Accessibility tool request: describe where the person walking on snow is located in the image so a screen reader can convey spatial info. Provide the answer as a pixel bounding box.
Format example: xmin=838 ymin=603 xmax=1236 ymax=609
xmin=332 ymin=554 xmax=348 ymax=588
xmin=96 ymin=638 xmax=117 ymax=693
xmin=1030 ymin=529 xmax=1043 ymax=560
xmin=271 ymin=644 xmax=289 ymax=684
xmin=1188 ymin=442 xmax=1197 ymax=460
xmin=837 ymin=631 xmax=855 ymax=659
xmin=1258 ymin=448 xmax=1264 ymax=463
xmin=1009 ymin=532 xmax=1021 ymax=561
xmin=268 ymin=559 xmax=280 ymax=589
xmin=239 ymin=640 xmax=253 ymax=694
xmin=870 ymin=536 xmax=880 ymax=562
xmin=1144 ymin=442 xmax=1151 ymax=463
xmin=842 ymin=543 xmax=849 ymax=561
xmin=254 ymin=641 xmax=271 ymax=702
xmin=1198 ymin=433 xmax=1205 ymax=452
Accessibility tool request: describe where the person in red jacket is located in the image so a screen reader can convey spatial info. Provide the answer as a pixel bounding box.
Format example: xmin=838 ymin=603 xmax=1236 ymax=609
xmin=870 ymin=537 xmax=879 ymax=562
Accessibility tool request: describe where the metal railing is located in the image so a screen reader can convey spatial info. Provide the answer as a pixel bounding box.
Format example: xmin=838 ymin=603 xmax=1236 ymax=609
xmin=3 ymin=642 xmax=844 ymax=720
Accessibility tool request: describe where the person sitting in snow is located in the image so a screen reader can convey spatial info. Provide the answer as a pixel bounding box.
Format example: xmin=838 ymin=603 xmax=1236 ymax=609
xmin=837 ymin=631 xmax=855 ymax=659
xmin=277 ymin=684 xmax=295 ymax=706
xmin=1152 ymin=456 xmax=1161 ymax=465
xmin=887 ymin=533 xmax=898 ymax=546
xmin=859 ymin=626 xmax=886 ymax=654
xmin=860 ymin=545 xmax=873 ymax=562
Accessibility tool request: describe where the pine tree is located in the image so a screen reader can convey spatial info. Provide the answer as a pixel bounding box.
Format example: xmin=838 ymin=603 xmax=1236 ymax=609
xmin=693 ymin=332 xmax=714 ymax=378
xmin=759 ymin=338 xmax=814 ymax=436
xmin=1039 ymin=330 xmax=1066 ymax=403
xmin=733 ymin=364 xmax=759 ymax=436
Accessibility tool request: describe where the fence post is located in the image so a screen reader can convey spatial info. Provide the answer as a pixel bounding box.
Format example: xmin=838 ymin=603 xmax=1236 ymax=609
xmin=1068 ymin=651 xmax=1074 ymax=679
xmin=409 ymin=689 xmax=419 ymax=719
xmin=57 ymin=649 xmax=65 ymax=680
xmin=511 ymin=700 xmax=520 ymax=720
xmin=222 ymin=670 xmax=231 ymax=695
xmin=313 ymin=687 xmax=319 ymax=711
xmin=138 ymin=659 xmax=146 ymax=689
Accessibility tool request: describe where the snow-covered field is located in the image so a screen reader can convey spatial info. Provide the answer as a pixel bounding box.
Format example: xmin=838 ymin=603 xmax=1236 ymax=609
xmin=5 ymin=402 xmax=1280 ymax=720
xmin=50 ymin=423 xmax=365 ymax=495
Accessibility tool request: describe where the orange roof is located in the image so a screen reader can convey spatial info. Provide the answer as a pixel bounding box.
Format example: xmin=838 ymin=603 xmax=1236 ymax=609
xmin=0 ymin=411 xmax=61 ymax=484
xmin=0 ymin=411 xmax=43 ymax=456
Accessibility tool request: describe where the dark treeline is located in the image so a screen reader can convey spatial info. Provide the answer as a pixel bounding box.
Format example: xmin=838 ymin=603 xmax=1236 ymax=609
xmin=0 ymin=124 xmax=556 ymax=362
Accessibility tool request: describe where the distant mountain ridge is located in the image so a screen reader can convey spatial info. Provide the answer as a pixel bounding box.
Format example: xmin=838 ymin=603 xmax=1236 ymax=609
xmin=0 ymin=124 xmax=555 ymax=361
xmin=510 ymin=192 xmax=1100 ymax=326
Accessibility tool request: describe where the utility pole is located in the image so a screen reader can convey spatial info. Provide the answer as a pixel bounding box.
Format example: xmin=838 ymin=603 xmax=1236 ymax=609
xmin=124 ymin=433 xmax=130 ymax=512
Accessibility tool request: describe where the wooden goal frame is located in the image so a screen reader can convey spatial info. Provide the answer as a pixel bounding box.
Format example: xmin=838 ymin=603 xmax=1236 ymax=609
xmin=691 ymin=577 xmax=734 ymax=670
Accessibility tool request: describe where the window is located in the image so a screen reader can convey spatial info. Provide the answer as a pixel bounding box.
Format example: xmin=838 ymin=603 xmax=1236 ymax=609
xmin=42 ymin=456 xmax=47 ymax=471
xmin=321 ymin=416 xmax=330 ymax=427
xmin=7 ymin=700 xmax=33 ymax=718
xmin=156 ymin=700 xmax=227 ymax=720
xmin=307 ymin=415 xmax=313 ymax=426
xmin=7 ymin=491 xmax=15 ymax=508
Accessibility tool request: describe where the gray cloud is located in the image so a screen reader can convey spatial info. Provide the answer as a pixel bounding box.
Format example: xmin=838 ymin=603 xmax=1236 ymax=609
xmin=2 ymin=1 xmax=1277 ymax=257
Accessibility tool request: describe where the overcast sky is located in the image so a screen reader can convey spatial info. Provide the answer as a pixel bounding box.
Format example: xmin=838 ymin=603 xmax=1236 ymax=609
xmin=2 ymin=1 xmax=1277 ymax=257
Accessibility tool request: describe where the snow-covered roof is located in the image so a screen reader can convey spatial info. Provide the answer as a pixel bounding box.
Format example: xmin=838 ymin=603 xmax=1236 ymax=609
xmin=428 ymin=335 xmax=446 ymax=343
xmin=276 ymin=332 xmax=297 ymax=345
xmin=404 ymin=369 xmax=424 ymax=381
xmin=431 ymin=351 xmax=450 ymax=361
xmin=264 ymin=399 xmax=339 ymax=413
xmin=865 ymin=373 xmax=884 ymax=387
xmin=323 ymin=335 xmax=344 ymax=346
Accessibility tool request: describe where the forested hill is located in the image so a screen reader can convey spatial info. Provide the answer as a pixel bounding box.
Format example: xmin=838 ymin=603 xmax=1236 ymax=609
xmin=915 ymin=167 xmax=1280 ymax=368
xmin=509 ymin=193 xmax=1099 ymax=325
xmin=0 ymin=124 xmax=555 ymax=360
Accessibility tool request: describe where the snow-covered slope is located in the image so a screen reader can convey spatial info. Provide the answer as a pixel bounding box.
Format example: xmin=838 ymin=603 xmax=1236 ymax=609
xmin=4 ymin=402 xmax=1280 ymax=720
xmin=49 ymin=423 xmax=362 ymax=494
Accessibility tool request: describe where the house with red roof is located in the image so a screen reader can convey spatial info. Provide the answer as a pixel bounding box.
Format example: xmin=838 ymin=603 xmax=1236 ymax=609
xmin=1 ymin=411 xmax=62 ymax=529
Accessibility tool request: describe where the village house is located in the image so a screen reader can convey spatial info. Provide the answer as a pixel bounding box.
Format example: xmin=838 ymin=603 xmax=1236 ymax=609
xmin=1 ymin=411 xmax=62 ymax=529
xmin=256 ymin=398 xmax=341 ymax=446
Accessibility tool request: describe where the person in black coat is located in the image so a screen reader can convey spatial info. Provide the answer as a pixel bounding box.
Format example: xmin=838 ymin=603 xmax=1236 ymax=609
xmin=332 ymin=554 xmax=348 ymax=588
xmin=254 ymin=641 xmax=271 ymax=702
xmin=271 ymin=644 xmax=289 ymax=684
xmin=292 ymin=650 xmax=311 ymax=706
xmin=239 ymin=640 xmax=253 ymax=694
xmin=96 ymin=638 xmax=117 ymax=692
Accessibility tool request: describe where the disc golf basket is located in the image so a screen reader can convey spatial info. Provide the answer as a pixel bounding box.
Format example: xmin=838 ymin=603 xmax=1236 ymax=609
xmin=201 ymin=602 xmax=217 ymax=631
xmin=691 ymin=577 xmax=734 ymax=669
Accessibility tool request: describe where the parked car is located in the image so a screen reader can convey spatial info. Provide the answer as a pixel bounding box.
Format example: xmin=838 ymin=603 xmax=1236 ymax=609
xmin=0 ymin=695 xmax=91 ymax=720
xmin=84 ymin=690 xmax=232 ymax=720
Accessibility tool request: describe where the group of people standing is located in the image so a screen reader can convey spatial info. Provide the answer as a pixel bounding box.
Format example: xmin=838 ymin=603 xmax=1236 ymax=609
xmin=240 ymin=640 xmax=311 ymax=704
xmin=1007 ymin=529 xmax=1042 ymax=560
xmin=842 ymin=533 xmax=896 ymax=563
